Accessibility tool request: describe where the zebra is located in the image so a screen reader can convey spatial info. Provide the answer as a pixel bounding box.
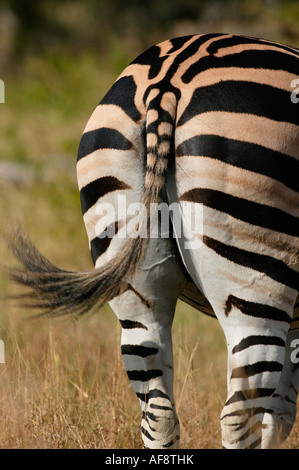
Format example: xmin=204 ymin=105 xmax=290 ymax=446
xmin=7 ymin=33 xmax=299 ymax=449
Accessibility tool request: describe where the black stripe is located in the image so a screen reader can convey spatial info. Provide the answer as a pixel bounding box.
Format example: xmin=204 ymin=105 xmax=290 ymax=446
xmin=100 ymin=75 xmax=141 ymax=122
xmin=203 ymin=236 xmax=299 ymax=291
xmin=131 ymin=45 xmax=168 ymax=80
xmin=119 ymin=319 xmax=148 ymax=330
xmin=144 ymin=417 xmax=157 ymax=433
xmin=225 ymin=388 xmax=275 ymax=405
xmin=168 ymin=35 xmax=194 ymax=54
xmin=90 ymin=222 xmax=119 ymax=265
xmin=137 ymin=34 xmax=223 ymax=82
xmin=121 ymin=344 xmax=158 ymax=357
xmin=142 ymin=34 xmax=224 ymax=104
xmin=147 ymin=111 xmax=173 ymax=131
xmin=182 ymin=49 xmax=299 ymax=84
xmin=150 ymin=403 xmax=172 ymax=411
xmin=141 ymin=426 xmax=155 ymax=441
xmin=181 ymin=188 xmax=299 ymax=238
xmin=176 ymin=134 xmax=299 ymax=193
xmin=166 ymin=33 xmax=224 ymax=77
xmin=177 ymin=81 xmax=298 ymax=126
xmin=143 ymin=410 xmax=158 ymax=423
xmin=232 ymin=335 xmax=285 ymax=354
xmin=231 ymin=361 xmax=283 ymax=379
xmin=206 ymin=35 xmax=299 ymax=56
xmin=80 ymin=176 xmax=131 ymax=215
xmin=137 ymin=389 xmax=170 ymax=403
xmin=90 ymin=236 xmax=111 ymax=265
xmin=127 ymin=369 xmax=163 ymax=382
xmin=225 ymin=295 xmax=291 ymax=323
xmin=221 ymin=406 xmax=273 ymax=421
xmin=126 ymin=285 xmax=152 ymax=309
xmin=77 ymin=127 xmax=132 ymax=161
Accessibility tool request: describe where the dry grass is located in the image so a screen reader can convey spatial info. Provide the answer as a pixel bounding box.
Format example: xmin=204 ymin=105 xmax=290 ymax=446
xmin=0 ymin=304 xmax=140 ymax=449
xmin=0 ymin=291 xmax=224 ymax=449
xmin=0 ymin=294 xmax=297 ymax=449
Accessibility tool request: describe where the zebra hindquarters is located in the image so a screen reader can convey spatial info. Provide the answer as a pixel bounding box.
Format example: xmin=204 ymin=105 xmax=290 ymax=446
xmin=109 ymin=236 xmax=188 ymax=449
xmin=170 ymin=66 xmax=299 ymax=447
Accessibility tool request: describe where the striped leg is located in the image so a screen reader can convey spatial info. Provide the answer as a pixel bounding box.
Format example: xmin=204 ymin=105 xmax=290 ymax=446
xmin=217 ymin=293 xmax=297 ymax=449
xmin=261 ymin=327 xmax=299 ymax=448
xmin=109 ymin=237 xmax=187 ymax=449
xmin=117 ymin=298 xmax=179 ymax=448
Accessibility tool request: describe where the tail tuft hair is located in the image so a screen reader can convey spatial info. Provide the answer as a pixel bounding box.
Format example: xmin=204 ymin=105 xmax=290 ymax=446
xmin=5 ymin=226 xmax=146 ymax=317
xmin=5 ymin=91 xmax=177 ymax=318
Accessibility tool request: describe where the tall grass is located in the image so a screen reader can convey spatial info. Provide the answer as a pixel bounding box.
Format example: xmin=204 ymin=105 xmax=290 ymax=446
xmin=0 ymin=298 xmax=226 ymax=449
xmin=0 ymin=305 xmax=138 ymax=448
xmin=0 ymin=297 xmax=297 ymax=448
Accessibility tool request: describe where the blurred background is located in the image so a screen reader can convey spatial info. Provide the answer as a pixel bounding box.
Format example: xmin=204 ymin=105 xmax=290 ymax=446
xmin=0 ymin=0 xmax=298 ymax=449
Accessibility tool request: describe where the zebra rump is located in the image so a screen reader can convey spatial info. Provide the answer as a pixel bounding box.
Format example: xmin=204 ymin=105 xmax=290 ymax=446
xmin=5 ymin=99 xmax=175 ymax=317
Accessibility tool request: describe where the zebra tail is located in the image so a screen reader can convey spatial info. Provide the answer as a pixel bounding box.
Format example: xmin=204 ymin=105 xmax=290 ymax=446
xmin=5 ymin=92 xmax=177 ymax=318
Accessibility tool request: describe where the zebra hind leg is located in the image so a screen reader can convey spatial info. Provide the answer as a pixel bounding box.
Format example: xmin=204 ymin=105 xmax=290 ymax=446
xmin=110 ymin=291 xmax=180 ymax=449
xmin=261 ymin=327 xmax=299 ymax=448
xmin=108 ymin=238 xmax=187 ymax=449
xmin=217 ymin=292 xmax=297 ymax=449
